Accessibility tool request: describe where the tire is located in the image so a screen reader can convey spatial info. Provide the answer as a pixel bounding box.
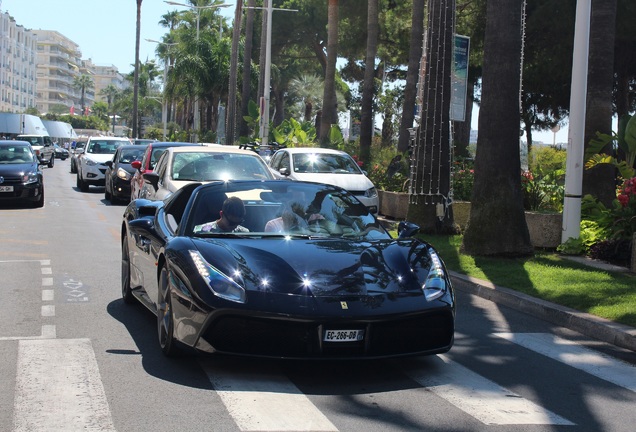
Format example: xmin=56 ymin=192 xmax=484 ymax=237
xmin=33 ymin=188 xmax=44 ymax=208
xmin=105 ymin=181 xmax=112 ymax=201
xmin=47 ymin=154 xmax=54 ymax=168
xmin=121 ymin=238 xmax=135 ymax=304
xmin=77 ymin=172 xmax=89 ymax=192
xmin=70 ymin=159 xmax=76 ymax=173
xmin=157 ymin=266 xmax=179 ymax=356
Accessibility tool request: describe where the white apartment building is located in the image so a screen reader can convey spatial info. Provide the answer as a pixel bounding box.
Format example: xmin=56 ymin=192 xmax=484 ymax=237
xmin=31 ymin=29 xmax=89 ymax=114
xmin=83 ymin=59 xmax=127 ymax=105
xmin=0 ymin=11 xmax=37 ymax=113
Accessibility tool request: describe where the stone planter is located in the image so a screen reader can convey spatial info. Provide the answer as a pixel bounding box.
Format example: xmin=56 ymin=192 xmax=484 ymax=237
xmin=451 ymin=201 xmax=471 ymax=230
xmin=378 ymin=190 xmax=409 ymax=220
xmin=525 ymin=211 xmax=562 ymax=248
xmin=450 ymin=202 xmax=562 ymax=248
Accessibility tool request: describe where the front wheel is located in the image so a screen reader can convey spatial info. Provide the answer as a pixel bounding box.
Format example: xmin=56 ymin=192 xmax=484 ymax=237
xmin=121 ymin=238 xmax=134 ymax=304
xmin=157 ymin=266 xmax=179 ymax=356
xmin=47 ymin=154 xmax=54 ymax=168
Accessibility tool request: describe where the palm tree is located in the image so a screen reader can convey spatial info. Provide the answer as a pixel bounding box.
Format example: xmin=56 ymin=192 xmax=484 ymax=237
xmin=133 ymin=0 xmax=143 ymax=138
xmin=288 ymin=74 xmax=323 ymax=123
xmin=582 ymin=0 xmax=618 ymax=207
xmin=73 ymin=74 xmax=94 ymax=114
xmin=397 ymin=0 xmax=425 ymax=153
xmin=462 ymin=0 xmax=533 ymax=256
xmin=359 ymin=0 xmax=380 ymax=165
xmin=319 ymin=0 xmax=339 ymax=145
xmin=239 ymin=0 xmax=256 ymax=138
xmin=226 ymin=0 xmax=244 ymax=145
xmin=100 ymin=84 xmax=119 ymax=133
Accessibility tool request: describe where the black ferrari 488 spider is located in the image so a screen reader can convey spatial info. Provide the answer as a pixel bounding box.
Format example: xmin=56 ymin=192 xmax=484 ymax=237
xmin=121 ymin=179 xmax=455 ymax=358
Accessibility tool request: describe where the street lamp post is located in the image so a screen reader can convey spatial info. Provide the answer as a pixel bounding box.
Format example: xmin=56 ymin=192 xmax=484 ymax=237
xmin=165 ymin=1 xmax=229 ymax=143
xmin=244 ymin=1 xmax=296 ymax=146
xmin=146 ymin=38 xmax=178 ymax=141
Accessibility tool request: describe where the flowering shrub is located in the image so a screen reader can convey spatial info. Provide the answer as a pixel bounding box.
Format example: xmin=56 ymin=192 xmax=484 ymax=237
xmin=582 ymin=176 xmax=636 ymax=242
xmin=521 ymin=167 xmax=564 ymax=212
xmin=452 ymin=161 xmax=474 ymax=201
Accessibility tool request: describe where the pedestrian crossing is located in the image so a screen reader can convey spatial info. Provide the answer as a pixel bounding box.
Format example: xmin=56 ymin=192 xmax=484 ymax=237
xmin=6 ymin=332 xmax=636 ymax=431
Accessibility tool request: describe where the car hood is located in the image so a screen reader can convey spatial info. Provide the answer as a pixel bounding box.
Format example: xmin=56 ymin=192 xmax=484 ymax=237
xmin=289 ymin=173 xmax=374 ymax=191
xmin=190 ymin=237 xmax=435 ymax=298
xmin=0 ymin=162 xmax=39 ymax=175
xmin=83 ymin=153 xmax=115 ymax=163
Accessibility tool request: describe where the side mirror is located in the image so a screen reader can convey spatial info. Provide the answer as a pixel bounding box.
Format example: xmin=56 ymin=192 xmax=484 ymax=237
xmin=105 ymin=160 xmax=113 ymax=168
xmin=131 ymin=160 xmax=142 ymax=170
xmin=279 ymin=167 xmax=290 ymax=176
xmin=143 ymin=172 xmax=160 ymax=191
xmin=397 ymin=221 xmax=420 ymax=238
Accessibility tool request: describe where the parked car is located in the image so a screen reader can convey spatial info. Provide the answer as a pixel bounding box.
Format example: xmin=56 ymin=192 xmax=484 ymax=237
xmin=16 ymin=134 xmax=55 ymax=168
xmin=76 ymin=137 xmax=130 ymax=192
xmin=132 ymin=138 xmax=157 ymax=146
xmin=121 ymin=179 xmax=455 ymax=357
xmin=0 ymin=140 xmax=45 ymax=207
xmin=130 ymin=142 xmax=196 ymax=201
xmin=69 ymin=141 xmax=87 ymax=173
xmin=104 ymin=144 xmax=148 ymax=204
xmin=268 ymin=147 xmax=379 ymax=213
xmin=140 ymin=146 xmax=275 ymax=201
xmin=53 ymin=143 xmax=69 ymax=160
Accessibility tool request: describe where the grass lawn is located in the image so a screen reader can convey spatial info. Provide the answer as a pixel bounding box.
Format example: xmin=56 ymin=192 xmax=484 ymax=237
xmin=418 ymin=234 xmax=636 ymax=329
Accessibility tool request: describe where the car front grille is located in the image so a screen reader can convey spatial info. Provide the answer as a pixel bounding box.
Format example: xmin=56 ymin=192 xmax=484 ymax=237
xmin=202 ymin=311 xmax=454 ymax=359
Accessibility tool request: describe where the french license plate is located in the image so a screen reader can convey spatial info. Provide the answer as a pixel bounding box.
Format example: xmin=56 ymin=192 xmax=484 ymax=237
xmin=324 ymin=329 xmax=364 ymax=342
xmin=0 ymin=185 xmax=14 ymax=192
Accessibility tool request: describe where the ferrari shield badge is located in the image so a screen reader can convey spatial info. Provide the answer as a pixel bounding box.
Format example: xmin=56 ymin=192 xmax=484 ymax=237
xmin=340 ymin=301 xmax=348 ymax=310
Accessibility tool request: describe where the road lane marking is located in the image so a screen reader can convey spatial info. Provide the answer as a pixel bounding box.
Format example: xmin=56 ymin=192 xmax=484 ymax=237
xmin=41 ymin=305 xmax=55 ymax=317
xmin=13 ymin=338 xmax=115 ymax=432
xmin=42 ymin=290 xmax=54 ymax=301
xmin=403 ymin=355 xmax=574 ymax=425
xmin=494 ymin=332 xmax=636 ymax=393
xmin=205 ymin=363 xmax=338 ymax=431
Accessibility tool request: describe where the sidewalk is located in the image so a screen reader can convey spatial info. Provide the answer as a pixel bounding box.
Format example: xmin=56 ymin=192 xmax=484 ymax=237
xmin=450 ymin=266 xmax=636 ymax=353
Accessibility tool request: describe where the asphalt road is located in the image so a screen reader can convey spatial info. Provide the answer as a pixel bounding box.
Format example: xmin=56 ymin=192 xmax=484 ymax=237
xmin=1 ymin=158 xmax=635 ymax=432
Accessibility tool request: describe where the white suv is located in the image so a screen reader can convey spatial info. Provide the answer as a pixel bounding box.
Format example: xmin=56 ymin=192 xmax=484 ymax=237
xmin=76 ymin=137 xmax=130 ymax=192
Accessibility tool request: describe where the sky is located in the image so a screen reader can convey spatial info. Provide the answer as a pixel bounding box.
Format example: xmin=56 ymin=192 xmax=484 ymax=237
xmin=3 ymin=0 xmax=570 ymax=144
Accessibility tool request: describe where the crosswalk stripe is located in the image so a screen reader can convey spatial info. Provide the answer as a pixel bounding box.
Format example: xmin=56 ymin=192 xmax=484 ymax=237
xmin=204 ymin=361 xmax=338 ymax=431
xmin=402 ymin=354 xmax=574 ymax=425
xmin=13 ymin=338 xmax=115 ymax=432
xmin=494 ymin=332 xmax=636 ymax=393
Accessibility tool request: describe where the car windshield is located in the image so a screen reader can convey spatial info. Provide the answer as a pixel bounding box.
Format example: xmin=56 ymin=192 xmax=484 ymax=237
xmin=118 ymin=148 xmax=145 ymax=164
xmin=171 ymin=152 xmax=274 ymax=182
xmin=0 ymin=145 xmax=35 ymax=164
xmin=87 ymin=140 xmax=128 ymax=154
xmin=185 ymin=182 xmax=388 ymax=240
xmin=292 ymin=153 xmax=363 ymax=174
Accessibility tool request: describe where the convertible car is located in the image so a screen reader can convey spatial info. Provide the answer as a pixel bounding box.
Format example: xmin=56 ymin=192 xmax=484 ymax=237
xmin=121 ymin=180 xmax=455 ymax=359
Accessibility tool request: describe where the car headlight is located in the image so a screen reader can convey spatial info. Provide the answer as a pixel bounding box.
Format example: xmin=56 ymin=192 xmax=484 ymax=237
xmin=189 ymin=250 xmax=246 ymax=303
xmin=22 ymin=171 xmax=39 ymax=185
xmin=422 ymin=249 xmax=447 ymax=301
xmin=84 ymin=157 xmax=97 ymax=166
xmin=116 ymin=167 xmax=131 ymax=180
xmin=364 ymin=187 xmax=378 ymax=198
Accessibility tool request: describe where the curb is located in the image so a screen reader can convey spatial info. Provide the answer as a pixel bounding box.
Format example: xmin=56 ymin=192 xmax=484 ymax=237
xmin=450 ymin=271 xmax=636 ymax=353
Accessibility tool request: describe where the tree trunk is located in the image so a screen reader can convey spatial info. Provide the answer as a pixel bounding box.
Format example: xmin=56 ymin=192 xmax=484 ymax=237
xmin=226 ymin=0 xmax=244 ymax=145
xmin=319 ymin=0 xmax=339 ymax=145
xmin=407 ymin=0 xmax=456 ymax=234
xmin=132 ymin=0 xmax=142 ymax=139
xmin=359 ymin=0 xmax=379 ymax=165
xmin=397 ymin=0 xmax=426 ymax=153
xmin=461 ymin=0 xmax=533 ymax=257
xmin=239 ymin=0 xmax=255 ymax=139
xmin=582 ymin=0 xmax=617 ymax=207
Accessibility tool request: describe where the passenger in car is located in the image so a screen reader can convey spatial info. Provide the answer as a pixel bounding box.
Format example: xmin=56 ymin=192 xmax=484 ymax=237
xmin=194 ymin=196 xmax=249 ymax=233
